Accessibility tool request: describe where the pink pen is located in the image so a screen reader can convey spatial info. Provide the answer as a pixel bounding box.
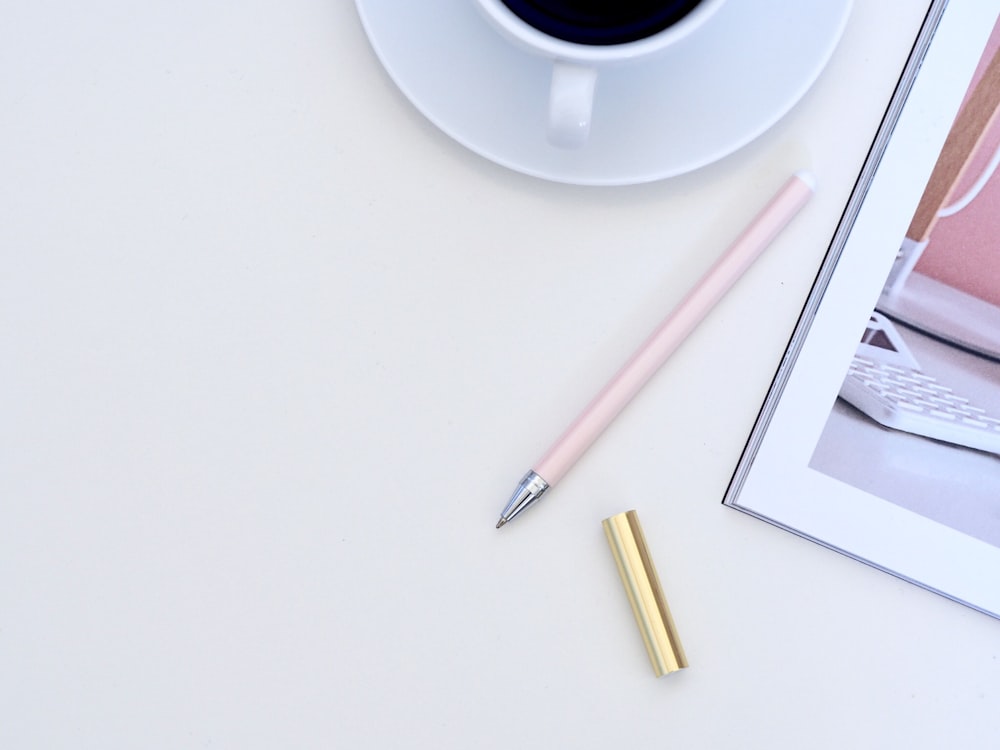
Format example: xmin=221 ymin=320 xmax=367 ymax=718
xmin=496 ymin=171 xmax=816 ymax=528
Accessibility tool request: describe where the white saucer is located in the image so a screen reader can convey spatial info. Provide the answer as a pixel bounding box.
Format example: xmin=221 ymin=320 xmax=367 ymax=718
xmin=356 ymin=0 xmax=852 ymax=185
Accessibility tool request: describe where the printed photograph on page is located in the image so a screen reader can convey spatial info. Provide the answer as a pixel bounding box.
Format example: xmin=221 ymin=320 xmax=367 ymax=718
xmin=809 ymin=19 xmax=1000 ymax=549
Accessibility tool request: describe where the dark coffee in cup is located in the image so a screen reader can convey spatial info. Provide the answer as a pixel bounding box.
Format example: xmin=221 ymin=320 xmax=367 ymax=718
xmin=500 ymin=0 xmax=707 ymax=45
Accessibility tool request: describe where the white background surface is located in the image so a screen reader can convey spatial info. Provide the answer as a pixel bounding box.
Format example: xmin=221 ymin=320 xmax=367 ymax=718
xmin=3 ymin=2 xmax=999 ymax=748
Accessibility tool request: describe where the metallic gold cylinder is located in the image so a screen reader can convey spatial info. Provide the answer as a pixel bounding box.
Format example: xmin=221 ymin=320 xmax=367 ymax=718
xmin=602 ymin=510 xmax=688 ymax=677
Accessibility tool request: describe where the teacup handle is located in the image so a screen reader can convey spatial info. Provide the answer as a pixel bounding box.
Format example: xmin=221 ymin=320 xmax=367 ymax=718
xmin=547 ymin=62 xmax=597 ymax=149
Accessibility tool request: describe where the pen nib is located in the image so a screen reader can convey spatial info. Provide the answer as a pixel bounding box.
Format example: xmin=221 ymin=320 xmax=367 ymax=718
xmin=494 ymin=471 xmax=550 ymax=529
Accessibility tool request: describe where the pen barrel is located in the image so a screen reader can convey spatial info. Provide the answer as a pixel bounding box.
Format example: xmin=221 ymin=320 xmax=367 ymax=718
xmin=535 ymin=173 xmax=814 ymax=485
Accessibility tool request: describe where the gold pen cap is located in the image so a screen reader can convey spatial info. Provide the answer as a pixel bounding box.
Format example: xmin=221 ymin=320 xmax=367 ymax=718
xmin=603 ymin=510 xmax=688 ymax=677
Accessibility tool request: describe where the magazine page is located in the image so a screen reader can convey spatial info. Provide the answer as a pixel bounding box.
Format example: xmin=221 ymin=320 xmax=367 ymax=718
xmin=726 ymin=1 xmax=1000 ymax=618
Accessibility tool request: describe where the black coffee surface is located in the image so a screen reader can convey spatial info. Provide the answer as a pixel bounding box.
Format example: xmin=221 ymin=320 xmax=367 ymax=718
xmin=501 ymin=0 xmax=706 ymax=45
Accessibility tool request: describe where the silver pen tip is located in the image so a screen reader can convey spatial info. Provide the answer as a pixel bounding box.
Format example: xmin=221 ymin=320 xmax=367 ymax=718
xmin=495 ymin=517 xmax=507 ymax=529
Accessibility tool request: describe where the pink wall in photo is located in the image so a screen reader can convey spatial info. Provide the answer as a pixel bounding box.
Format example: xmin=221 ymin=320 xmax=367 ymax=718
xmin=915 ymin=18 xmax=1000 ymax=306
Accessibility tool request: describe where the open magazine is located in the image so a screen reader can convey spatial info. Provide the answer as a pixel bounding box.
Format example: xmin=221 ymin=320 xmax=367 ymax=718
xmin=724 ymin=0 xmax=1000 ymax=619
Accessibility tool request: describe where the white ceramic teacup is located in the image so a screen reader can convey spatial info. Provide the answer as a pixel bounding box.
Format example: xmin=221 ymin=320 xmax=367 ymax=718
xmin=474 ymin=0 xmax=727 ymax=148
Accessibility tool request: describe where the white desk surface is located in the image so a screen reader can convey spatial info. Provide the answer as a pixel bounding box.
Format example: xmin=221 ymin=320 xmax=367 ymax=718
xmin=3 ymin=2 xmax=999 ymax=748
